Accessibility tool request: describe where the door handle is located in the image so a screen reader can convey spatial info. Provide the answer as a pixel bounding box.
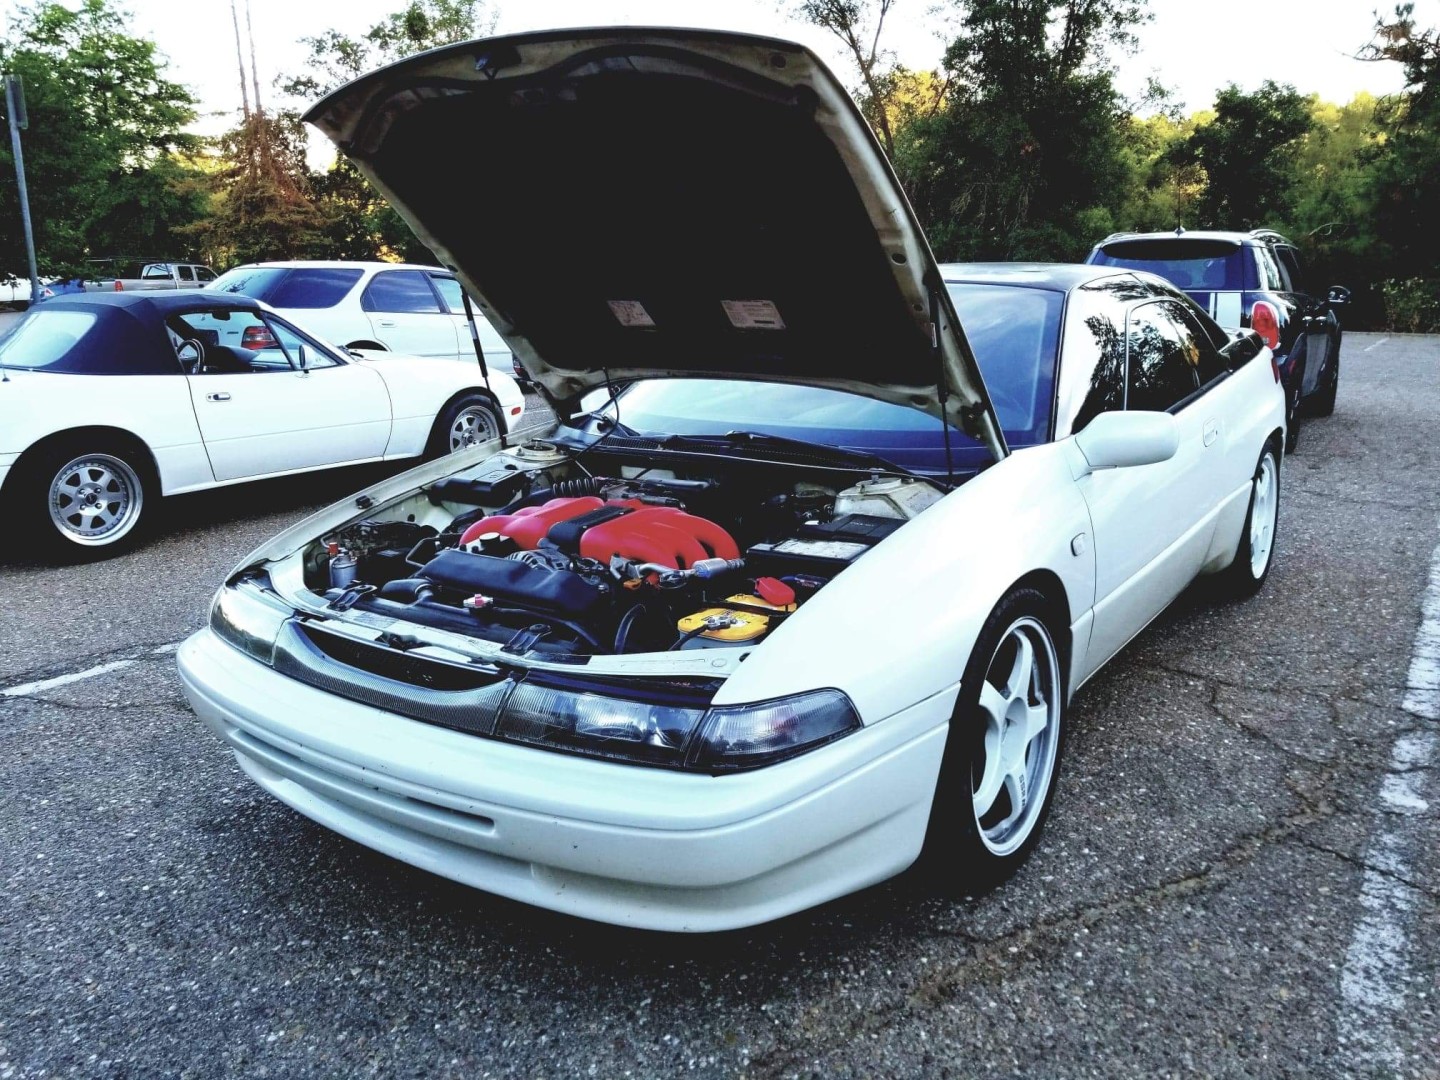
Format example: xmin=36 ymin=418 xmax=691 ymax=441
xmin=376 ymin=320 xmax=397 ymax=327
xmin=206 ymin=391 xmax=231 ymax=402
xmin=1203 ymin=418 xmax=1220 ymax=446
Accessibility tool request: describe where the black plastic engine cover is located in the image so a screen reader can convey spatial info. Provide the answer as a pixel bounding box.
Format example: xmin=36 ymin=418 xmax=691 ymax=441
xmin=419 ymin=548 xmax=607 ymax=618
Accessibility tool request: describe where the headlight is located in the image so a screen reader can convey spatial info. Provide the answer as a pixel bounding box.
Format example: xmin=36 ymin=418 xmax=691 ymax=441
xmin=210 ymin=577 xmax=291 ymax=664
xmin=687 ymin=690 xmax=861 ymax=771
xmin=494 ymin=679 xmax=860 ymax=772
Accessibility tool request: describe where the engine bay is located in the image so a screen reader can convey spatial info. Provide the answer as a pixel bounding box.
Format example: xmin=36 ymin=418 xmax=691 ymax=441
xmin=302 ymin=440 xmax=941 ymax=659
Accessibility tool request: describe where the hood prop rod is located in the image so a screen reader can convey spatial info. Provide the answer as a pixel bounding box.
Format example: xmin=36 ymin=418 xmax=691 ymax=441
xmin=931 ymin=285 xmax=956 ymax=490
xmin=461 ymin=288 xmax=507 ymax=449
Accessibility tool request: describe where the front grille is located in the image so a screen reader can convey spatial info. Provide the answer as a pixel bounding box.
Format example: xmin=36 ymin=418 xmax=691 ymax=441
xmin=273 ymin=621 xmax=513 ymax=736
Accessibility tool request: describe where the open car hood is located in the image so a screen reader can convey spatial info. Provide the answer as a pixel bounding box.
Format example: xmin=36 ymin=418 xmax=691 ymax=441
xmin=305 ymin=27 xmax=1006 ymax=459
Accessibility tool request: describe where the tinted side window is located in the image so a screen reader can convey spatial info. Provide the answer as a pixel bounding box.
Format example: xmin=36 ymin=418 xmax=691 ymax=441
xmin=430 ymin=275 xmax=466 ymax=314
xmin=1126 ymin=302 xmax=1201 ymax=411
xmin=177 ymin=265 xmax=195 ymax=282
xmin=1254 ymin=246 xmax=1285 ymax=291
xmin=1161 ymin=301 xmax=1229 ymax=385
xmin=194 ymin=266 xmax=216 ymax=282
xmin=1274 ymin=246 xmax=1306 ymax=294
xmin=269 ymin=268 xmax=364 ymax=309
xmin=362 ymin=270 xmax=442 ymax=313
xmin=1056 ymin=285 xmax=1128 ymax=436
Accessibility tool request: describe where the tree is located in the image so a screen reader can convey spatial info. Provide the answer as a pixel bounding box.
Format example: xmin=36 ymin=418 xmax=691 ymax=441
xmin=894 ymin=0 xmax=1150 ymax=260
xmin=281 ymin=0 xmax=499 ymax=261
xmin=0 ymin=0 xmax=208 ymax=272
xmin=1182 ymin=81 xmax=1314 ymax=228
xmin=1360 ymin=3 xmax=1440 ymax=280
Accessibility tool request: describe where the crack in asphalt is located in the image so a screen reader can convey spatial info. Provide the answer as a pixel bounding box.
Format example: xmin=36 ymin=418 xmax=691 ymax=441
xmin=747 ymin=769 xmax=1347 ymax=1076
xmin=1292 ymin=836 xmax=1440 ymax=903
xmin=0 ymin=644 xmax=184 ymax=703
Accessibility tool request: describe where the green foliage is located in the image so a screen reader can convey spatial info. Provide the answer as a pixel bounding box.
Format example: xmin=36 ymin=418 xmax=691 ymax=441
xmin=893 ymin=0 xmax=1148 ymax=260
xmin=177 ymin=110 xmax=327 ymax=267
xmin=278 ymin=0 xmax=497 ymax=263
xmin=0 ymin=0 xmax=208 ymax=272
xmin=1378 ymin=277 xmax=1440 ymax=332
xmin=1181 ymin=81 xmax=1314 ymax=228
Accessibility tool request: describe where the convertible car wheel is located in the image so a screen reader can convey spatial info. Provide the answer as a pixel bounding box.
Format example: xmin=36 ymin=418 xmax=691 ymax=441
xmin=1219 ymin=443 xmax=1281 ymax=597
xmin=429 ymin=394 xmax=502 ymax=457
xmin=920 ymin=587 xmax=1066 ymax=892
xmin=16 ymin=445 xmax=152 ymax=558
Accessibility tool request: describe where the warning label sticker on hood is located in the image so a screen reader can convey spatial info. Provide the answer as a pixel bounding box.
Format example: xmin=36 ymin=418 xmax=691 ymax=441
xmin=608 ymin=300 xmax=657 ymax=328
xmin=722 ymin=299 xmax=785 ymax=330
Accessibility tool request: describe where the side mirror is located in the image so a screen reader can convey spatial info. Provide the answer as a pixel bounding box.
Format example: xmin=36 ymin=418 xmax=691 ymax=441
xmin=1326 ymin=285 xmax=1350 ymax=306
xmin=296 ymin=344 xmax=309 ymax=371
xmin=1073 ymin=411 xmax=1180 ymax=473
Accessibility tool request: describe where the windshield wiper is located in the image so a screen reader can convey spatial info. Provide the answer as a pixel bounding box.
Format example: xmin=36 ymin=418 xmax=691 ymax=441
xmin=657 ymin=430 xmax=933 ymax=483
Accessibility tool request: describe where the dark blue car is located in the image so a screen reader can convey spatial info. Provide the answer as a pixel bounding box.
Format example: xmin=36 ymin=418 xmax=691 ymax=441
xmin=1086 ymin=229 xmax=1348 ymax=451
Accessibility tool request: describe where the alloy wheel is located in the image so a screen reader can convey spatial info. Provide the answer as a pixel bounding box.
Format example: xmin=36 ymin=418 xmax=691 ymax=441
xmin=48 ymin=453 xmax=144 ymax=546
xmin=971 ymin=616 xmax=1062 ymax=857
xmin=448 ymin=405 xmax=499 ymax=452
xmin=1249 ymin=453 xmax=1279 ymax=579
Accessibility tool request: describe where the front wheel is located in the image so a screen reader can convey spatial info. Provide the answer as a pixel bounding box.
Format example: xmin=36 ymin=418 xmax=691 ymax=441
xmin=427 ymin=394 xmax=502 ymax=458
xmin=1218 ymin=442 xmax=1281 ymax=597
xmin=918 ymin=588 xmax=1066 ymax=894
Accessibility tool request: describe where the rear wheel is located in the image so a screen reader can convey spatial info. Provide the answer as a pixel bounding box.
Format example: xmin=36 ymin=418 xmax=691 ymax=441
xmin=1310 ymin=349 xmax=1338 ymax=417
xmin=1283 ymin=374 xmax=1302 ymax=454
xmin=1218 ymin=442 xmax=1280 ymax=597
xmin=15 ymin=442 xmax=153 ymax=559
xmin=918 ymin=588 xmax=1066 ymax=893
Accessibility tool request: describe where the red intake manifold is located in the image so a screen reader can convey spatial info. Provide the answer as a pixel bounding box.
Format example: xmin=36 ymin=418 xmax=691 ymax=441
xmin=459 ymin=497 xmax=741 ymax=569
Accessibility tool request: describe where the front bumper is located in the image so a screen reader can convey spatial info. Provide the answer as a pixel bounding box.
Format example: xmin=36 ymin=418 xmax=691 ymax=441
xmin=177 ymin=629 xmax=951 ymax=932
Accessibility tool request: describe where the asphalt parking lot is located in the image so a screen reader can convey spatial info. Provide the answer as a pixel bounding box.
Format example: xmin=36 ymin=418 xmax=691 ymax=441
xmin=1 ymin=334 xmax=1437 ymax=1078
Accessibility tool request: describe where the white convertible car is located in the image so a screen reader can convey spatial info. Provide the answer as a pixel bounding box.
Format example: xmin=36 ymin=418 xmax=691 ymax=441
xmin=0 ymin=291 xmax=525 ymax=554
xmin=177 ymin=29 xmax=1286 ymax=931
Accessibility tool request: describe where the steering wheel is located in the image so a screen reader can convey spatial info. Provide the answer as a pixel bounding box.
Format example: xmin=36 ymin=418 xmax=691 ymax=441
xmin=176 ymin=337 xmax=206 ymax=374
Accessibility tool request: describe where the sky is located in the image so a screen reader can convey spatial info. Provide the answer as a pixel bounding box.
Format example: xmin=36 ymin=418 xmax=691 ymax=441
xmin=7 ymin=0 xmax=1430 ymax=152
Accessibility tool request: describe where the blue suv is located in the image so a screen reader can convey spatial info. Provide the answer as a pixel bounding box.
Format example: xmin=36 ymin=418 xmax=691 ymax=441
xmin=1086 ymin=229 xmax=1348 ymax=451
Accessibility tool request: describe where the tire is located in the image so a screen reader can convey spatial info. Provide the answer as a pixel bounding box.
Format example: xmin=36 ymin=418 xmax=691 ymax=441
xmin=427 ymin=394 xmax=502 ymax=458
xmin=1218 ymin=441 xmax=1281 ymax=598
xmin=1283 ymin=373 xmax=1302 ymax=455
xmin=917 ymin=587 xmax=1067 ymax=895
xmin=1310 ymin=348 xmax=1338 ymax=417
xmin=15 ymin=441 xmax=153 ymax=560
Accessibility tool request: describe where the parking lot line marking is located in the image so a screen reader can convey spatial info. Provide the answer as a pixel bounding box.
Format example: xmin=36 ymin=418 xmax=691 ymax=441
xmin=0 ymin=658 xmax=138 ymax=699
xmin=1364 ymin=337 xmax=1389 ymax=352
xmin=151 ymin=642 xmax=182 ymax=655
xmin=1338 ymin=522 xmax=1440 ymax=1070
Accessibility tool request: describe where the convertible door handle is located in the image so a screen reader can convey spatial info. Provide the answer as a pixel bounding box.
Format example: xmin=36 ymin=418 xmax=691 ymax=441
xmin=206 ymin=392 xmax=231 ymax=402
xmin=1203 ymin=418 xmax=1220 ymax=446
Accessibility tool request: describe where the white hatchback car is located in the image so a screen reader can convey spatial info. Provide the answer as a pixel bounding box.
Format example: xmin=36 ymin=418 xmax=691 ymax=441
xmin=176 ymin=28 xmax=1286 ymax=932
xmin=207 ymin=261 xmax=513 ymax=372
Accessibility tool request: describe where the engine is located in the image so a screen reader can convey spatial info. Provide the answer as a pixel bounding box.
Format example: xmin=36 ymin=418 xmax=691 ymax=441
xmin=311 ymin=471 xmax=938 ymax=658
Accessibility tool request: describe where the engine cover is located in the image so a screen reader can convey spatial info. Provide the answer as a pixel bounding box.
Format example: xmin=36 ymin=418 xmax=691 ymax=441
xmin=460 ymin=498 xmax=740 ymax=569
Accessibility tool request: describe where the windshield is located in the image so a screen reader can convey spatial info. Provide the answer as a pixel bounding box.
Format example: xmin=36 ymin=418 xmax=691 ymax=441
xmin=1092 ymin=239 xmax=1248 ymax=291
xmin=588 ymin=283 xmax=1061 ymax=473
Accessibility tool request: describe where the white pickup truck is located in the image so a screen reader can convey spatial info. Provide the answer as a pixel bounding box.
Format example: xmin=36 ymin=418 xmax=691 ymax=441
xmin=82 ymin=258 xmax=218 ymax=292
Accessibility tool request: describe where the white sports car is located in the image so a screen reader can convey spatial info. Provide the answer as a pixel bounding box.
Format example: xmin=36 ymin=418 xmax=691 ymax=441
xmin=0 ymin=291 xmax=525 ymax=554
xmin=177 ymin=28 xmax=1286 ymax=931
